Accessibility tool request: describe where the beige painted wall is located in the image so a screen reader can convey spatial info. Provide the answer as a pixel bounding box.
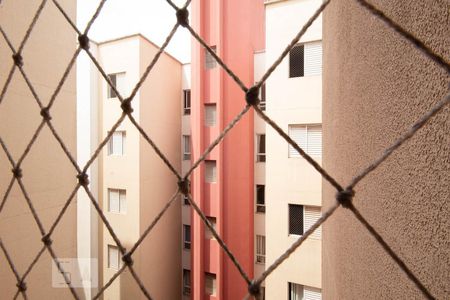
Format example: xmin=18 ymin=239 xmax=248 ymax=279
xmin=323 ymin=1 xmax=449 ymax=299
xmin=97 ymin=34 xmax=182 ymax=300
xmin=0 ymin=0 xmax=78 ymax=298
xmin=265 ymin=0 xmax=323 ymax=298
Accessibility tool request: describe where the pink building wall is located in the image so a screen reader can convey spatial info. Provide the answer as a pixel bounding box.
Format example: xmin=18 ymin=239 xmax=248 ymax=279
xmin=191 ymin=0 xmax=264 ymax=299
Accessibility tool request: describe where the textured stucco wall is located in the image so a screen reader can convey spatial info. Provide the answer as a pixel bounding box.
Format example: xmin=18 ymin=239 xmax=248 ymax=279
xmin=323 ymin=1 xmax=449 ymax=299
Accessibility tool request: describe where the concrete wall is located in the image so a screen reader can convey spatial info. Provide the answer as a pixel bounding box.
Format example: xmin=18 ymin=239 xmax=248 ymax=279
xmin=323 ymin=1 xmax=449 ymax=299
xmin=0 ymin=0 xmax=78 ymax=298
xmin=265 ymin=0 xmax=323 ymax=299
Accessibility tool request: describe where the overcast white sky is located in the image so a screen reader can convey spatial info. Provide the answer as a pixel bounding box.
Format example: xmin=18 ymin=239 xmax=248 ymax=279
xmin=77 ymin=0 xmax=191 ymax=63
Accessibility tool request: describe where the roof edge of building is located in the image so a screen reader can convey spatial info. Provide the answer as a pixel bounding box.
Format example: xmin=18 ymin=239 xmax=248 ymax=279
xmin=95 ymin=33 xmax=183 ymax=65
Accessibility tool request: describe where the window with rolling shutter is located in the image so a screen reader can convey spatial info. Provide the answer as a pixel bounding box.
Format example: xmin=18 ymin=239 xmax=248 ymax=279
xmin=288 ymin=283 xmax=322 ymax=300
xmin=304 ymin=286 xmax=322 ymax=300
xmin=304 ymin=42 xmax=322 ymax=76
xmin=257 ymin=134 xmax=266 ymax=162
xmin=205 ymin=46 xmax=217 ymax=69
xmin=288 ymin=124 xmax=322 ymax=157
xmin=183 ymin=225 xmax=191 ymax=250
xmin=289 ymin=41 xmax=322 ymax=78
xmin=183 ymin=135 xmax=191 ymax=160
xmin=108 ymin=245 xmax=120 ymax=270
xmin=183 ymin=89 xmax=191 ymax=115
xmin=205 ymin=217 xmax=216 ymax=239
xmin=183 ymin=269 xmax=191 ymax=296
xmin=304 ymin=206 xmax=322 ymax=239
xmin=108 ymin=131 xmax=126 ymax=156
xmin=256 ymin=235 xmax=266 ymax=264
xmin=205 ymin=273 xmax=216 ymax=296
xmin=108 ymin=189 xmax=126 ymax=214
xmin=289 ymin=204 xmax=303 ymax=235
xmin=107 ymin=72 xmax=126 ymax=98
xmin=205 ymin=104 xmax=217 ymax=127
xmin=205 ymin=160 xmax=217 ymax=183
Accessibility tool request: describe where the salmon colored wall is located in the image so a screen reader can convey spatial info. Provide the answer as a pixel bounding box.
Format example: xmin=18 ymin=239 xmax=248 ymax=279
xmin=191 ymin=1 xmax=264 ymax=299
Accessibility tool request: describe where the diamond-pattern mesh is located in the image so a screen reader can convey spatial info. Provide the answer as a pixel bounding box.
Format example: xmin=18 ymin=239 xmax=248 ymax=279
xmin=0 ymin=0 xmax=449 ymax=299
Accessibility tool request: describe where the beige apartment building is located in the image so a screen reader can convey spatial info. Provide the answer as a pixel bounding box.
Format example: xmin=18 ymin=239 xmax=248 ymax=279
xmin=95 ymin=34 xmax=182 ymax=300
xmin=264 ymin=0 xmax=323 ymax=299
xmin=0 ymin=0 xmax=78 ymax=299
xmin=180 ymin=63 xmax=192 ymax=300
xmin=323 ymin=1 xmax=449 ymax=299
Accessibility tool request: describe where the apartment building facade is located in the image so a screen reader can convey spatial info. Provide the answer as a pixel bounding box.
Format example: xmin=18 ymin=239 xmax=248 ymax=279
xmin=0 ymin=0 xmax=78 ymax=298
xmin=95 ymin=34 xmax=182 ymax=300
xmin=264 ymin=0 xmax=323 ymax=299
xmin=189 ymin=0 xmax=265 ymax=299
xmin=188 ymin=0 xmax=323 ymax=299
xmin=181 ymin=63 xmax=193 ymax=300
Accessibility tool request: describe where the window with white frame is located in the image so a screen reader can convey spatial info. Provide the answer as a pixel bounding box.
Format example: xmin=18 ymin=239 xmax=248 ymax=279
xmin=288 ymin=204 xmax=322 ymax=239
xmin=256 ymin=235 xmax=266 ymax=264
xmin=183 ymin=89 xmax=191 ymax=115
xmin=256 ymin=185 xmax=265 ymax=213
xmin=288 ymin=124 xmax=322 ymax=157
xmin=204 ymin=104 xmax=217 ymax=127
xmin=107 ymin=72 xmax=126 ymax=98
xmin=288 ymin=282 xmax=322 ymax=300
xmin=205 ymin=273 xmax=216 ymax=296
xmin=260 ymin=83 xmax=266 ymax=110
xmin=205 ymin=160 xmax=217 ymax=183
xmin=256 ymin=134 xmax=266 ymax=162
xmin=108 ymin=131 xmax=126 ymax=156
xmin=205 ymin=46 xmax=217 ymax=69
xmin=183 ymin=225 xmax=191 ymax=250
xmin=289 ymin=41 xmax=322 ymax=78
xmin=183 ymin=194 xmax=190 ymax=206
xmin=183 ymin=269 xmax=191 ymax=296
xmin=108 ymin=188 xmax=126 ymax=214
xmin=108 ymin=245 xmax=120 ymax=270
xmin=205 ymin=217 xmax=217 ymax=240
xmin=183 ymin=135 xmax=191 ymax=160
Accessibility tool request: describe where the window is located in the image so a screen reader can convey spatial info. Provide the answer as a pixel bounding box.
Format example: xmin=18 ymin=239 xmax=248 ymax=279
xmin=183 ymin=194 xmax=190 ymax=205
xmin=183 ymin=135 xmax=191 ymax=160
xmin=183 ymin=269 xmax=191 ymax=296
xmin=108 ymin=245 xmax=120 ymax=270
xmin=183 ymin=89 xmax=191 ymax=115
xmin=256 ymin=134 xmax=266 ymax=162
xmin=204 ymin=104 xmax=217 ymax=127
xmin=288 ymin=125 xmax=322 ymax=157
xmin=288 ymin=283 xmax=322 ymax=300
xmin=205 ymin=46 xmax=217 ymax=69
xmin=183 ymin=225 xmax=191 ymax=250
xmin=256 ymin=185 xmax=265 ymax=213
xmin=108 ymin=131 xmax=126 ymax=156
xmin=289 ymin=204 xmax=303 ymax=235
xmin=205 ymin=273 xmax=216 ymax=296
xmin=108 ymin=189 xmax=126 ymax=214
xmin=288 ymin=204 xmax=322 ymax=239
xmin=205 ymin=217 xmax=216 ymax=240
xmin=256 ymin=235 xmax=266 ymax=264
xmin=205 ymin=160 xmax=217 ymax=183
xmin=289 ymin=41 xmax=322 ymax=78
xmin=289 ymin=44 xmax=304 ymax=78
xmin=304 ymin=206 xmax=322 ymax=239
xmin=260 ymin=83 xmax=266 ymax=110
xmin=107 ymin=72 xmax=125 ymax=98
